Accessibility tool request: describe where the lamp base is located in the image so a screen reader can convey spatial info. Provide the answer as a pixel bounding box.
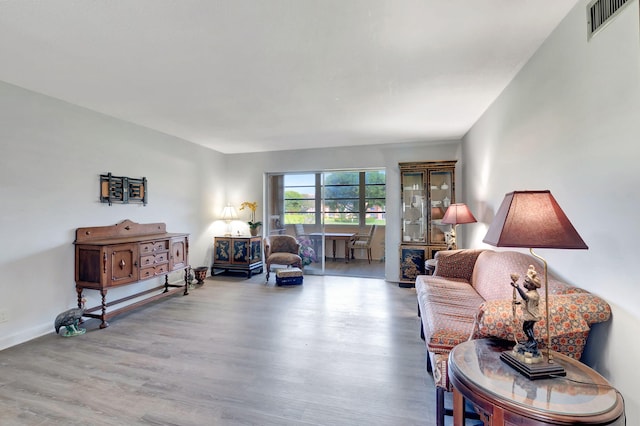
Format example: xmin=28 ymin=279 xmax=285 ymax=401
xmin=500 ymin=350 xmax=566 ymax=380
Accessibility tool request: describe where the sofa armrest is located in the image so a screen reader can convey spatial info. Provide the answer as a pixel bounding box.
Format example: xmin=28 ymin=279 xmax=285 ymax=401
xmin=433 ymin=249 xmax=484 ymax=281
xmin=474 ymin=293 xmax=611 ymax=359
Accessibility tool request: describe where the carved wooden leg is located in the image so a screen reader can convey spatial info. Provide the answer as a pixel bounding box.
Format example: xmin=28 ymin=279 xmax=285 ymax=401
xmin=183 ymin=268 xmax=189 ymax=296
xmin=163 ymin=275 xmax=169 ymax=293
xmin=99 ymin=289 xmax=109 ymax=329
xmin=76 ymin=287 xmax=84 ymax=324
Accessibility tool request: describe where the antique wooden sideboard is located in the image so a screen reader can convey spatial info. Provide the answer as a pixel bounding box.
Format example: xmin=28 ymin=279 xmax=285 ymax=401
xmin=74 ymin=219 xmax=189 ymax=328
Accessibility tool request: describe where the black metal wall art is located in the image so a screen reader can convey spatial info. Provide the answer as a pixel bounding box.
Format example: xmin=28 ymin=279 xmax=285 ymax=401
xmin=100 ymin=173 xmax=147 ymax=206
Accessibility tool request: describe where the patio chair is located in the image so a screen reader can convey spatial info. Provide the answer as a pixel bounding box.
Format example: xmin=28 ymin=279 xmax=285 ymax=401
xmin=348 ymin=225 xmax=377 ymax=263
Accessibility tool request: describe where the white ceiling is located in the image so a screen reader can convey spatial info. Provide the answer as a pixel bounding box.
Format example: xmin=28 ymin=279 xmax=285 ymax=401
xmin=0 ymin=1 xmax=579 ymax=154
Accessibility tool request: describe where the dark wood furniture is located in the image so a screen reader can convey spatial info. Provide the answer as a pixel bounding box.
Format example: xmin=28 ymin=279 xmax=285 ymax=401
xmin=212 ymin=235 xmax=263 ymax=278
xmin=449 ymin=339 xmax=625 ymax=426
xmin=74 ymin=219 xmax=189 ymax=329
xmin=399 ymin=160 xmax=456 ymax=287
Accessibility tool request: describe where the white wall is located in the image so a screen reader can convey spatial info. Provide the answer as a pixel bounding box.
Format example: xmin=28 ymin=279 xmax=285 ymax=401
xmin=0 ymin=81 xmax=227 ymax=350
xmin=463 ymin=1 xmax=640 ymax=420
xmin=226 ymin=142 xmax=462 ymax=281
xmin=0 ymin=78 xmax=461 ymax=350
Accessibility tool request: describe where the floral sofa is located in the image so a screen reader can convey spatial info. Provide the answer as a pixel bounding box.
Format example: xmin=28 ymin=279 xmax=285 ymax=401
xmin=415 ymin=249 xmax=611 ymax=425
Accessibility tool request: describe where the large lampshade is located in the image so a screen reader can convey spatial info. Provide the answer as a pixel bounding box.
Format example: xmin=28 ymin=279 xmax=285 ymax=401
xmin=441 ymin=203 xmax=477 ymax=225
xmin=483 ymin=190 xmax=587 ymax=379
xmin=483 ymin=190 xmax=587 ymax=249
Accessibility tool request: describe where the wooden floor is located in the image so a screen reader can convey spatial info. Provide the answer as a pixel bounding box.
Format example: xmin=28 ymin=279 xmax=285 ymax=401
xmin=306 ymin=258 xmax=385 ymax=279
xmin=0 ymin=274 xmax=441 ymax=425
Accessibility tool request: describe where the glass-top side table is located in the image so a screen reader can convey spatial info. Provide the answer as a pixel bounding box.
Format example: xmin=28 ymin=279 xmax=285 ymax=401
xmin=448 ymin=339 xmax=625 ymax=426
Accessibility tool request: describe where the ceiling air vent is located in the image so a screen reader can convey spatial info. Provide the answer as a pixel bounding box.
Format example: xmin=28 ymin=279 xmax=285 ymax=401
xmin=587 ymin=0 xmax=632 ymax=39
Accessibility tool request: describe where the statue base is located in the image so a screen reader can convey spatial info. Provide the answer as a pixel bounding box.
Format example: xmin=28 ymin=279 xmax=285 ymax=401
xmin=62 ymin=327 xmax=86 ymax=337
xmin=500 ymin=348 xmax=566 ymax=380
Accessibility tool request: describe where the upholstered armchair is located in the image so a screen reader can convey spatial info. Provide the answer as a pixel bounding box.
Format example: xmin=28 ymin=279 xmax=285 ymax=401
xmin=264 ymin=235 xmax=303 ymax=281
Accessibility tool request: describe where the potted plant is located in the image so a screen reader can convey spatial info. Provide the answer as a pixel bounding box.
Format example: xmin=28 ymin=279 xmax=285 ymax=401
xmin=239 ymin=201 xmax=262 ymax=236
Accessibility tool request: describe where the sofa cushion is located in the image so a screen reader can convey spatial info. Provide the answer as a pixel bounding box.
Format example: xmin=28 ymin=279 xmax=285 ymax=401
xmin=471 ymin=251 xmax=542 ymax=301
xmin=416 ymin=275 xmax=484 ymax=354
xmin=474 ymin=292 xmax=611 ymax=359
xmin=433 ymin=249 xmax=483 ymax=281
xmin=471 ymin=250 xmax=585 ymax=301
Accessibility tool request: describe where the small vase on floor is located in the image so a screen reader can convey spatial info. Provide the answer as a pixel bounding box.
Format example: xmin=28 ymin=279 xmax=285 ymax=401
xmin=193 ymin=267 xmax=208 ymax=284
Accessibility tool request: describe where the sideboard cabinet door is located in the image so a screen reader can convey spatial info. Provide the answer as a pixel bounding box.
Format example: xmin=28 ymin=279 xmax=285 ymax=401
xmin=170 ymin=237 xmax=188 ymax=271
xmin=107 ymin=243 xmax=139 ymax=286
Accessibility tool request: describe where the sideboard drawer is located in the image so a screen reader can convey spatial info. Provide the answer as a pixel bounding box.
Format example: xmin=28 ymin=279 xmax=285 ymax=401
xmin=140 ymin=264 xmax=169 ymax=279
xmin=140 ymin=241 xmax=169 ymax=254
xmin=140 ymin=267 xmax=155 ymax=280
xmin=155 ymin=264 xmax=168 ymax=275
xmin=140 ymin=253 xmax=168 ymax=266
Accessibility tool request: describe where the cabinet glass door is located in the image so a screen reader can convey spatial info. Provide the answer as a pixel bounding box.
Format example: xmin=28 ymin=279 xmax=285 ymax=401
xmin=402 ymin=172 xmax=426 ymax=243
xmin=428 ymin=170 xmax=454 ymax=245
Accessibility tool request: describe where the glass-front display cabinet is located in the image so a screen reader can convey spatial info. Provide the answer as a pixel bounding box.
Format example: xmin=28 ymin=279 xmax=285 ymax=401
xmin=399 ymin=160 xmax=456 ymax=287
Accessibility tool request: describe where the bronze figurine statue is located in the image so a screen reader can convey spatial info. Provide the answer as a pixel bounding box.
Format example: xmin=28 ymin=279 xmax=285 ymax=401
xmin=510 ymin=265 xmax=542 ymax=358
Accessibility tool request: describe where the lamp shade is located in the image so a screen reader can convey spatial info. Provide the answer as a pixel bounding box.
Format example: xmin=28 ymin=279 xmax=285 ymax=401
xmin=220 ymin=205 xmax=238 ymax=221
xmin=441 ymin=203 xmax=477 ymax=225
xmin=483 ymin=191 xmax=588 ymax=249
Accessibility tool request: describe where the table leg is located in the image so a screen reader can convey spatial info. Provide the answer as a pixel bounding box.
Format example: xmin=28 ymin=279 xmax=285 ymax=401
xmin=344 ymin=239 xmax=349 ymax=263
xmin=99 ymin=289 xmax=109 ymax=329
xmin=332 ymin=239 xmax=337 ymax=261
xmin=453 ymin=388 xmax=465 ymax=426
xmin=76 ymin=287 xmax=84 ymax=324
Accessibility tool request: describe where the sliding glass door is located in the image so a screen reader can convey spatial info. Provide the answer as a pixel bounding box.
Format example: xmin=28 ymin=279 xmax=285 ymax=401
xmin=265 ymin=169 xmax=385 ymax=277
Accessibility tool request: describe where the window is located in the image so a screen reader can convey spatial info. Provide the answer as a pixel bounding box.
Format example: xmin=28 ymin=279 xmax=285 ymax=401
xmin=364 ymin=170 xmax=386 ymax=225
xmin=323 ymin=171 xmax=360 ymax=224
xmin=284 ymin=174 xmax=317 ymax=224
xmin=282 ymin=170 xmax=386 ymax=226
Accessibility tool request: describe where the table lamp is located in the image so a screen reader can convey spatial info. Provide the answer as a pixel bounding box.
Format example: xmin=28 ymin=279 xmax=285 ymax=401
xmin=220 ymin=204 xmax=238 ymax=236
xmin=483 ymin=190 xmax=588 ymax=379
xmin=441 ymin=203 xmax=477 ymax=250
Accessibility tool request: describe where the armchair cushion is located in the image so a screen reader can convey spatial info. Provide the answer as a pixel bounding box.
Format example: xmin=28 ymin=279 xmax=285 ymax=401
xmin=267 ymin=252 xmax=302 ymax=266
